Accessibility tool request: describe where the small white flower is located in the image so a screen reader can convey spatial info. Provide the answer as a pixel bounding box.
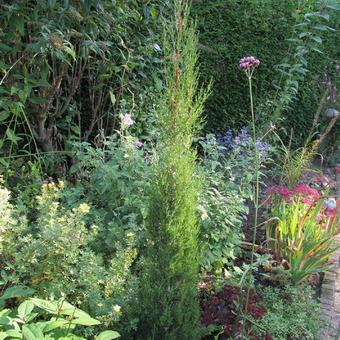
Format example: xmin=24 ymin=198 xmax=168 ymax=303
xmin=122 ymin=113 xmax=134 ymax=127
xmin=113 ymin=304 xmax=121 ymax=313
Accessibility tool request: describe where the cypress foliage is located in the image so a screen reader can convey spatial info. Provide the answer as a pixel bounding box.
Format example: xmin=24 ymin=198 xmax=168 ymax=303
xmin=136 ymin=1 xmax=210 ymax=339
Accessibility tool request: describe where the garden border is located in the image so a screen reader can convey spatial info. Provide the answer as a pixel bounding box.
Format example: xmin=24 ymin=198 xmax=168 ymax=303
xmin=319 ymin=166 xmax=340 ymax=340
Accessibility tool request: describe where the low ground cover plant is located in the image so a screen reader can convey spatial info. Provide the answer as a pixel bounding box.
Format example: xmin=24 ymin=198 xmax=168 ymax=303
xmin=200 ymin=283 xmax=271 ymax=339
xmin=253 ymin=285 xmax=322 ymax=339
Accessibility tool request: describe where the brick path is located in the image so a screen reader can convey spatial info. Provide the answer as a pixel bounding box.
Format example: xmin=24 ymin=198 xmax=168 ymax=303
xmin=319 ymin=168 xmax=340 ymax=340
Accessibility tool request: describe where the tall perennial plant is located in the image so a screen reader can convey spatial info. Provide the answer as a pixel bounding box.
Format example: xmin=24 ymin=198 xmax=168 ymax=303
xmin=265 ymin=184 xmax=339 ymax=284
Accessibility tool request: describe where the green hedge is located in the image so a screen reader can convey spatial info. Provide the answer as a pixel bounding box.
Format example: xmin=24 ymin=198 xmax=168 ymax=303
xmin=192 ymin=0 xmax=338 ymax=145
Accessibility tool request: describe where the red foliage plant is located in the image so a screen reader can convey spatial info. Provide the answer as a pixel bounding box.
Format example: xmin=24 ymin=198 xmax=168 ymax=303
xmin=200 ymin=284 xmax=272 ymax=339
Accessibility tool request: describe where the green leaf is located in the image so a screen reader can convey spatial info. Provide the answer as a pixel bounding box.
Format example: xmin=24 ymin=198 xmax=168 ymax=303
xmin=22 ymin=324 xmax=44 ymax=340
xmin=57 ymin=301 xmax=90 ymax=318
xmin=11 ymin=15 xmax=25 ymax=36
xmin=63 ymin=45 xmax=76 ymax=61
xmin=150 ymin=7 xmax=158 ymax=17
xmin=5 ymin=329 xmax=22 ymax=338
xmin=18 ymin=301 xmax=34 ymax=320
xmin=30 ymin=298 xmax=57 ymax=314
xmin=70 ymin=317 xmax=101 ymax=326
xmin=41 ymin=319 xmax=69 ymax=332
xmin=0 ymin=111 xmax=11 ymax=123
xmin=311 ymin=36 xmax=322 ymax=44
xmin=311 ymin=47 xmax=323 ymax=54
xmin=95 ymin=330 xmax=121 ymax=340
xmin=6 ymin=128 xmax=21 ymax=145
xmin=327 ymin=3 xmax=340 ymax=10
xmin=0 ymin=309 xmax=11 ymax=325
xmin=109 ymin=91 xmax=116 ymax=106
xmin=29 ymin=97 xmax=48 ymax=105
xmin=0 ymin=43 xmax=12 ymax=53
xmin=0 ymin=332 xmax=7 ymax=340
xmin=0 ymin=285 xmax=35 ymax=301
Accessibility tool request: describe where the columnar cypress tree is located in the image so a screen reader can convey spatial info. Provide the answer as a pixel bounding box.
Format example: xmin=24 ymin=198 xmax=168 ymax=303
xmin=137 ymin=1 xmax=210 ymax=339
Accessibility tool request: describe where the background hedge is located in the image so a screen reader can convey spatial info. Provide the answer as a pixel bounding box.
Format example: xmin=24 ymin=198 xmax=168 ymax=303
xmin=192 ymin=0 xmax=339 ymax=146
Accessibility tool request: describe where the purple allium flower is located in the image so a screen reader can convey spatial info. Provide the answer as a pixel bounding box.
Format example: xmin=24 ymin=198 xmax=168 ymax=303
xmin=239 ymin=56 xmax=260 ymax=70
xmin=134 ymin=139 xmax=144 ymax=148
xmin=122 ymin=113 xmax=134 ymax=127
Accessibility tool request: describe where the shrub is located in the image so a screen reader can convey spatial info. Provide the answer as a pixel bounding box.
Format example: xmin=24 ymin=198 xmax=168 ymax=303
xmin=253 ymin=285 xmax=322 ymax=339
xmin=0 ymin=0 xmax=167 ymax=169
xmin=71 ymin=134 xmax=152 ymax=251
xmin=200 ymin=283 xmax=271 ymax=339
xmin=136 ymin=2 xmax=210 ymax=338
xmin=0 ymin=180 xmax=136 ymax=333
xmin=198 ymin=129 xmax=271 ymax=272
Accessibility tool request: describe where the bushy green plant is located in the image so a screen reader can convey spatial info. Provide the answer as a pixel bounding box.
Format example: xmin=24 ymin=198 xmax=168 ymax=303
xmin=0 ymin=296 xmax=120 ymax=340
xmin=0 ymin=180 xmax=136 ymax=333
xmin=253 ymin=285 xmax=322 ymax=339
xmin=0 ymin=0 xmax=167 ymax=170
xmin=265 ymin=183 xmax=338 ymax=284
xmin=136 ymin=2 xmax=210 ymax=338
xmin=198 ymin=131 xmax=266 ymax=272
xmin=70 ymin=134 xmax=152 ymax=251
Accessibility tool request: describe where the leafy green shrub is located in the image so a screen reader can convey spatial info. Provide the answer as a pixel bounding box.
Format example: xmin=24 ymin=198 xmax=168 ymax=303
xmin=197 ymin=127 xmax=272 ymax=273
xmin=0 ymin=0 xmax=166 ymax=168
xmin=0 ymin=180 xmax=136 ymax=333
xmin=136 ymin=2 xmax=210 ymax=338
xmin=0 ymin=297 xmax=119 ymax=340
xmin=198 ymin=136 xmax=250 ymax=272
xmin=253 ymin=285 xmax=322 ymax=339
xmin=71 ymin=134 xmax=152 ymax=251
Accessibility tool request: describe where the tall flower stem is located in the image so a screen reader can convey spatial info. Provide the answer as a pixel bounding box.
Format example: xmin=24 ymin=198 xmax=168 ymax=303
xmin=241 ymin=71 xmax=261 ymax=337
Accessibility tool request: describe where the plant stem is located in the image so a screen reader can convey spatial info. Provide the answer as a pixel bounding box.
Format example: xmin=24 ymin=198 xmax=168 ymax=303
xmin=242 ymin=74 xmax=260 ymax=337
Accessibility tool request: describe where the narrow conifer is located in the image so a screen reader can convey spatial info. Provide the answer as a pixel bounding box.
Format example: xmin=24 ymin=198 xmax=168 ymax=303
xmin=137 ymin=1 xmax=210 ymax=339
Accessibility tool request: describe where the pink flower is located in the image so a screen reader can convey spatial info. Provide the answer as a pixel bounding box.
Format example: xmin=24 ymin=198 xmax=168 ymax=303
xmin=239 ymin=56 xmax=260 ymax=70
xmin=134 ymin=140 xmax=143 ymax=148
xmin=294 ymin=184 xmax=320 ymax=199
xmin=325 ymin=209 xmax=336 ymax=219
xmin=122 ymin=113 xmax=134 ymax=127
xmin=301 ymin=197 xmax=316 ymax=206
xmin=316 ymin=213 xmax=326 ymax=222
xmin=266 ymin=185 xmax=293 ymax=200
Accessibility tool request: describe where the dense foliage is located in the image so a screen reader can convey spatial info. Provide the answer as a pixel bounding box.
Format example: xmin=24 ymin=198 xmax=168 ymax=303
xmin=0 ymin=0 xmax=167 ymax=170
xmin=253 ymin=285 xmax=322 ymax=339
xmin=192 ymin=0 xmax=339 ymax=145
xmin=0 ymin=297 xmax=119 ymax=339
xmin=136 ymin=3 xmax=210 ymax=338
xmin=0 ymin=1 xmax=338 ymax=339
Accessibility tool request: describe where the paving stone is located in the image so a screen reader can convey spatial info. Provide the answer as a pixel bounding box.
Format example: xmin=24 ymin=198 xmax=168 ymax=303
xmin=320 ymin=296 xmax=334 ymax=310
xmin=319 ymin=166 xmax=340 ymax=340
xmin=334 ymin=293 xmax=340 ymax=313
